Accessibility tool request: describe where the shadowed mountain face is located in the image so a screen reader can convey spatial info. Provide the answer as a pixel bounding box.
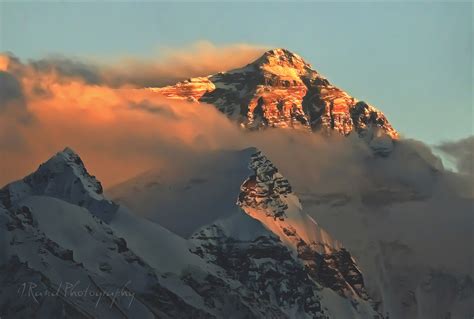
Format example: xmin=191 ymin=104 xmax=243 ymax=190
xmin=148 ymin=48 xmax=398 ymax=143
xmin=0 ymin=148 xmax=381 ymax=319
xmin=109 ymin=140 xmax=474 ymax=319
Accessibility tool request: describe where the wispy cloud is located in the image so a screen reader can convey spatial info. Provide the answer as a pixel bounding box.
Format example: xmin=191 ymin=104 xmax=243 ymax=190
xmin=436 ymin=136 xmax=474 ymax=177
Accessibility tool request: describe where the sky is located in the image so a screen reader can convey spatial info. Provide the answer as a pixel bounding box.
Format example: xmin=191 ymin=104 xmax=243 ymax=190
xmin=0 ymin=1 xmax=472 ymax=144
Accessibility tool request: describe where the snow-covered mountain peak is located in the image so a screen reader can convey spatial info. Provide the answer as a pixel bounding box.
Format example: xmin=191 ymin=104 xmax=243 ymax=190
xmin=1 ymin=148 xmax=381 ymax=318
xmin=252 ymin=48 xmax=313 ymax=73
xmin=236 ymin=150 xmax=377 ymax=303
xmin=238 ymin=150 xmax=342 ymax=254
xmin=146 ymin=48 xmax=399 ymax=144
xmin=0 ymin=147 xmax=118 ymax=221
xmin=45 ymin=147 xmax=103 ymax=193
xmin=60 ymin=146 xmax=81 ymax=159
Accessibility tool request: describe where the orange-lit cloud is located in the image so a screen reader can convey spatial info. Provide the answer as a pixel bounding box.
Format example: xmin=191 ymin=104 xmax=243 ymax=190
xmin=1 ymin=40 xmax=472 ymax=207
xmin=0 ymin=42 xmax=266 ymax=187
xmin=18 ymin=41 xmax=268 ymax=88
xmin=100 ymin=41 xmax=268 ymax=87
xmin=0 ymin=87 xmax=243 ymax=187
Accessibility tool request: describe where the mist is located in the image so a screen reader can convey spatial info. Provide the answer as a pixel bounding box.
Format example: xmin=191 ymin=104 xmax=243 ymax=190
xmin=1 ymin=43 xmax=472 ymax=281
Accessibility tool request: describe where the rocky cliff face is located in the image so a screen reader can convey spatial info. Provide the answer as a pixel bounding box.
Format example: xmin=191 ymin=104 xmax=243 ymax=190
xmin=148 ymin=48 xmax=399 ymax=142
xmin=190 ymin=223 xmax=328 ymax=318
xmin=188 ymin=149 xmax=381 ymax=318
xmin=236 ymin=151 xmax=371 ymax=301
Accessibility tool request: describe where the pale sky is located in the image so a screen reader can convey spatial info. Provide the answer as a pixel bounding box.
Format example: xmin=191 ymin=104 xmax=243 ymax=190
xmin=1 ymin=1 xmax=472 ymax=144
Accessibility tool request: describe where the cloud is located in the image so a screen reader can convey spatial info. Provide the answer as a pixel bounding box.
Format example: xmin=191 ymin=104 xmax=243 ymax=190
xmin=129 ymin=100 xmax=180 ymax=119
xmin=0 ymin=68 xmax=34 ymax=125
xmin=99 ymin=41 xmax=268 ymax=87
xmin=0 ymin=41 xmax=269 ymax=186
xmin=29 ymin=56 xmax=102 ymax=85
xmin=0 ymin=82 xmax=244 ymax=187
xmin=6 ymin=41 xmax=267 ymax=88
xmin=257 ymin=134 xmax=474 ymax=276
xmin=0 ymin=42 xmax=471 ymax=198
xmin=0 ymin=71 xmax=24 ymax=103
xmin=436 ymin=136 xmax=474 ymax=176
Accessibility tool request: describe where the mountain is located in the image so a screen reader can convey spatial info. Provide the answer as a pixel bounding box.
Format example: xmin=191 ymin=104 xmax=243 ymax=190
xmin=2 ymin=47 xmax=472 ymax=319
xmin=147 ymin=48 xmax=398 ymax=145
xmin=0 ymin=147 xmax=118 ymax=221
xmin=110 ymin=142 xmax=474 ymax=319
xmin=0 ymin=148 xmax=215 ymax=318
xmin=0 ymin=148 xmax=381 ymax=318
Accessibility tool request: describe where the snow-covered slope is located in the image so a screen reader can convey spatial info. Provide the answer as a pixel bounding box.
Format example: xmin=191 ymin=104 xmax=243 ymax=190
xmin=110 ymin=141 xmax=474 ymax=319
xmin=3 ymin=145 xmax=471 ymax=318
xmin=300 ymin=187 xmax=474 ymax=319
xmin=0 ymin=148 xmax=220 ymax=318
xmin=187 ymin=150 xmax=380 ymax=317
xmin=272 ymin=140 xmax=474 ymax=319
xmin=1 ymin=147 xmax=382 ymax=318
xmin=110 ymin=147 xmax=381 ymax=317
xmin=237 ymin=151 xmax=341 ymax=254
xmin=147 ymin=48 xmax=398 ymax=150
xmin=110 ymin=148 xmax=255 ymax=238
xmin=190 ymin=211 xmax=379 ymax=319
xmin=0 ymin=195 xmax=212 ymax=318
xmin=234 ymin=151 xmax=374 ymax=302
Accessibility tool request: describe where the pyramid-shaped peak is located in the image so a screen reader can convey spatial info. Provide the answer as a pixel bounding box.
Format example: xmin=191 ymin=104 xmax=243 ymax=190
xmin=11 ymin=147 xmax=105 ymax=201
xmin=56 ymin=146 xmax=82 ymax=161
xmin=264 ymin=48 xmax=302 ymax=58
xmin=30 ymin=147 xmax=104 ymax=194
xmin=46 ymin=146 xmax=87 ymax=170
xmin=254 ymin=48 xmax=312 ymax=70
xmin=148 ymin=47 xmax=398 ymax=141
xmin=1 ymin=147 xmax=117 ymax=221
xmin=62 ymin=146 xmax=78 ymax=156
